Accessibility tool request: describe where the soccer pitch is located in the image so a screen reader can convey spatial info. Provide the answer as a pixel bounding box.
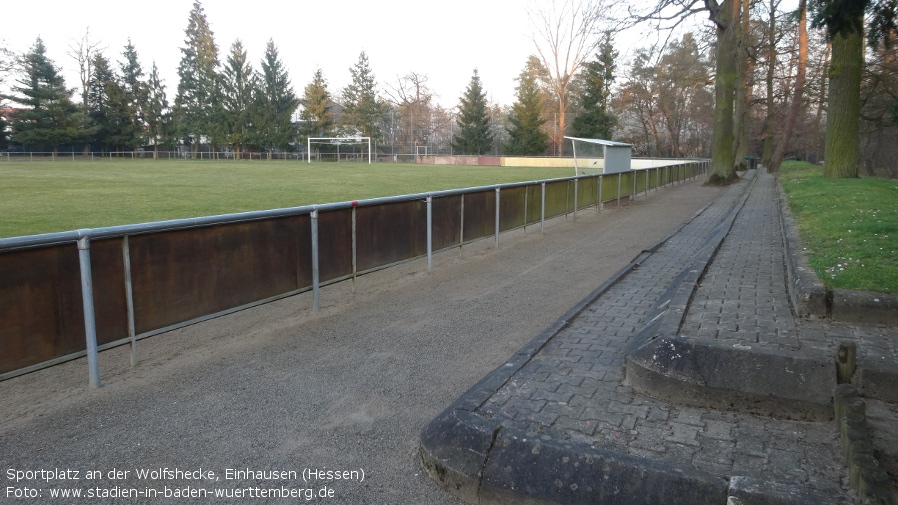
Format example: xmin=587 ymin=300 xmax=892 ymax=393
xmin=0 ymin=160 xmax=570 ymax=238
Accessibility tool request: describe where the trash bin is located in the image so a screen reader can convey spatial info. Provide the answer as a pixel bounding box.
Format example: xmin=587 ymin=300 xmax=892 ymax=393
xmin=745 ymin=155 xmax=758 ymax=170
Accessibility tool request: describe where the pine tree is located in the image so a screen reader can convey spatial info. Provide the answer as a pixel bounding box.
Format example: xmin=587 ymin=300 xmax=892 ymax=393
xmin=144 ymin=62 xmax=171 ymax=156
xmin=87 ymin=52 xmax=140 ymax=151
xmin=506 ymin=59 xmax=550 ymax=156
xmin=571 ymin=32 xmax=617 ymax=140
xmin=255 ymin=39 xmax=298 ymax=156
xmin=300 ymin=68 xmax=334 ymax=139
xmin=220 ymin=39 xmax=257 ymax=158
xmin=340 ymin=51 xmax=384 ymax=139
xmin=7 ymin=37 xmax=84 ymax=153
xmin=120 ymin=39 xmax=147 ymax=146
xmin=452 ymin=69 xmax=493 ymax=155
xmin=173 ymin=0 xmax=220 ymax=154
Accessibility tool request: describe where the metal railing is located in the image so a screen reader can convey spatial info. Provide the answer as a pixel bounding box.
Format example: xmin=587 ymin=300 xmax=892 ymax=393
xmin=0 ymin=160 xmax=708 ymax=386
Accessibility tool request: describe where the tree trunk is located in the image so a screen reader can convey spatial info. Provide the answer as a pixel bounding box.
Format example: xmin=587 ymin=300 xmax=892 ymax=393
xmin=769 ymin=0 xmax=807 ymax=173
xmin=761 ymin=0 xmax=777 ymax=166
xmin=732 ymin=0 xmax=751 ymax=171
xmin=823 ymin=27 xmax=861 ymax=178
xmin=708 ymin=0 xmax=740 ymax=185
xmin=812 ymin=44 xmax=830 ymax=163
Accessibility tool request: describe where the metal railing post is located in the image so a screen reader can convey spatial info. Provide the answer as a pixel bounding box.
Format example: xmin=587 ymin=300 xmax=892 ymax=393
xmin=351 ymin=206 xmax=358 ymax=291
xmin=426 ymin=196 xmax=433 ymax=271
xmin=77 ymin=230 xmax=101 ymax=388
xmin=573 ymin=178 xmax=578 ymax=221
xmin=598 ymin=174 xmax=604 ymax=211
xmin=540 ymin=182 xmax=546 ymax=233
xmin=122 ymin=236 xmax=138 ymax=367
xmin=459 ymin=194 xmax=465 ymax=255
xmin=617 ymin=173 xmax=622 ymax=207
xmin=311 ymin=210 xmax=320 ymax=311
xmin=494 ymin=187 xmax=500 ymax=249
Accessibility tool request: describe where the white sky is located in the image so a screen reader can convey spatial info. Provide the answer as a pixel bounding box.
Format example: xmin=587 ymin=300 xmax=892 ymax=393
xmin=3 ymin=0 xmax=539 ymax=107
xmin=2 ymin=1 xmax=802 ymax=109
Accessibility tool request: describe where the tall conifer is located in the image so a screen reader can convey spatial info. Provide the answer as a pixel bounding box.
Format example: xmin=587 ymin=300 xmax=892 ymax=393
xmin=173 ymin=0 xmax=220 ymax=153
xmin=452 ymin=69 xmax=493 ymax=155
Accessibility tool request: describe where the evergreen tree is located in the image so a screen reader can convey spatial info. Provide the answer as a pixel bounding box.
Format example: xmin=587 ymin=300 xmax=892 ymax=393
xmin=7 ymin=37 xmax=83 ymax=152
xmin=506 ymin=59 xmax=550 ymax=156
xmin=300 ymin=68 xmax=334 ymax=139
xmin=220 ymin=39 xmax=257 ymax=157
xmin=173 ymin=0 xmax=220 ymax=154
xmin=340 ymin=51 xmax=385 ymax=139
xmin=87 ymin=52 xmax=140 ymax=151
xmin=145 ymin=62 xmax=171 ymax=156
xmin=452 ymin=69 xmax=493 ymax=155
xmin=0 ymin=43 xmax=12 ymax=150
xmin=255 ymin=39 xmax=298 ymax=156
xmin=571 ymin=32 xmax=617 ymax=140
xmin=120 ymin=39 xmax=148 ymax=146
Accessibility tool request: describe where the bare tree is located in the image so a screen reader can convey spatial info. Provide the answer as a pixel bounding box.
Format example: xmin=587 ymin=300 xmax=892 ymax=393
xmin=769 ymin=0 xmax=808 ymax=172
xmin=385 ymin=72 xmax=435 ymax=156
xmin=67 ymin=28 xmax=105 ymax=110
xmin=629 ymin=0 xmax=744 ymax=183
xmin=528 ymin=0 xmax=607 ymax=156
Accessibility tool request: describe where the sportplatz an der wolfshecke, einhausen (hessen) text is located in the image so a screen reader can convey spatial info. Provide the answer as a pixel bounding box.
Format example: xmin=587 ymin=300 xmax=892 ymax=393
xmin=6 ymin=466 xmax=365 ymax=500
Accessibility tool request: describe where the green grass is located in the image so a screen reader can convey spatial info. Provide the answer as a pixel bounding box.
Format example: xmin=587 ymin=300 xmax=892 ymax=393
xmin=779 ymin=161 xmax=898 ymax=293
xmin=0 ymin=160 xmax=571 ymax=238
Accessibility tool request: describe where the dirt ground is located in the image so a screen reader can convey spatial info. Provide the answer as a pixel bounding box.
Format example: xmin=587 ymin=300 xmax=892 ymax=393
xmin=0 ymin=180 xmax=721 ymax=504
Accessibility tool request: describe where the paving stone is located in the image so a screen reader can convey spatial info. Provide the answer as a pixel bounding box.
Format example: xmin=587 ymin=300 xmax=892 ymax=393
xmin=462 ymin=170 xmax=860 ymax=504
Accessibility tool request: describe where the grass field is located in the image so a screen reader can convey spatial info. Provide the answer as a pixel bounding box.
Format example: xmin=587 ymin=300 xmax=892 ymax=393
xmin=0 ymin=160 xmax=571 ymax=238
xmin=779 ymin=161 xmax=898 ymax=293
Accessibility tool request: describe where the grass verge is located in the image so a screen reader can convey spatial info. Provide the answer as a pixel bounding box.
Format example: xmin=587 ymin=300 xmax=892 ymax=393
xmin=0 ymin=160 xmax=570 ymax=238
xmin=779 ymin=161 xmax=897 ymax=293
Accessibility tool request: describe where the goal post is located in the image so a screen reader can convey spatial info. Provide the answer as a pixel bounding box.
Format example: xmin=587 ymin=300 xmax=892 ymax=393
xmin=307 ymin=137 xmax=372 ymax=164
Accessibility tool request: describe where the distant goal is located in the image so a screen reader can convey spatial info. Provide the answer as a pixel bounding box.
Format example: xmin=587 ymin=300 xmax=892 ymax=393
xmin=307 ymin=137 xmax=372 ymax=164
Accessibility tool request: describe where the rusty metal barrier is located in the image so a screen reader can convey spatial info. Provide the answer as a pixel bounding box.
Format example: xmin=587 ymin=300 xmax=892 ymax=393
xmin=0 ymin=161 xmax=709 ymax=386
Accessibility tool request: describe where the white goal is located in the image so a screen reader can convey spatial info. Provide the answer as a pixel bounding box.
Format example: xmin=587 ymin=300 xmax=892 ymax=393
xmin=307 ymin=137 xmax=372 ymax=164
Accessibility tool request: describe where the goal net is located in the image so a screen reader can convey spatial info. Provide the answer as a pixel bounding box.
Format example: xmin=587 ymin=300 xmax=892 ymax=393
xmin=566 ymin=137 xmax=632 ymax=176
xmin=307 ymin=137 xmax=372 ymax=164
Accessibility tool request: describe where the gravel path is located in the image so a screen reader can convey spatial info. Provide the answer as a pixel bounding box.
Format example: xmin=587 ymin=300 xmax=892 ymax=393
xmin=0 ymin=179 xmax=721 ymax=504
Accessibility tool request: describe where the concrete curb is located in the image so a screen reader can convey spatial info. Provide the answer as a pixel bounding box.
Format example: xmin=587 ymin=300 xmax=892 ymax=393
xmin=775 ymin=179 xmax=898 ymax=325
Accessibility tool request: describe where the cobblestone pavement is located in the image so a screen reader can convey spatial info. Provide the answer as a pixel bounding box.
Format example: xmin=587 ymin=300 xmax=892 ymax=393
xmin=476 ymin=169 xmax=869 ymax=503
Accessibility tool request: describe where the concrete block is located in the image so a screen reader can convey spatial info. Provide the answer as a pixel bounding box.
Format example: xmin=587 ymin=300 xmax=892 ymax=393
xmin=626 ymin=336 xmax=834 ymax=421
xmin=728 ymin=476 xmax=835 ymax=505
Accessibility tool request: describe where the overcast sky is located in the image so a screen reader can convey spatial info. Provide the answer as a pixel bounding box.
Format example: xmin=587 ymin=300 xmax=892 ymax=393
xmin=3 ymin=0 xmax=540 ymax=107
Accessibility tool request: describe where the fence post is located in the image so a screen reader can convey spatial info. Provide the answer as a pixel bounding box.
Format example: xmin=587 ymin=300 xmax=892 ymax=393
xmin=494 ymin=187 xmax=500 ymax=249
xmin=617 ymin=173 xmax=622 ymax=207
xmin=540 ymin=182 xmax=546 ymax=234
xmin=426 ymin=196 xmax=433 ymax=271
xmin=645 ymin=169 xmax=649 ymax=196
xmin=311 ymin=210 xmax=320 ymax=311
xmin=77 ymin=230 xmax=101 ymax=388
xmin=573 ymin=178 xmax=578 ymax=221
xmin=122 ymin=236 xmax=138 ymax=367
xmin=459 ymin=194 xmax=465 ymax=254
xmin=598 ymin=174 xmax=604 ymax=211
xmin=351 ymin=206 xmax=358 ymax=292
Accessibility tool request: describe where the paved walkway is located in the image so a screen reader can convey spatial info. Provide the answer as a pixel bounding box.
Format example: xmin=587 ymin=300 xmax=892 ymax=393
xmin=421 ymin=169 xmax=898 ymax=504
